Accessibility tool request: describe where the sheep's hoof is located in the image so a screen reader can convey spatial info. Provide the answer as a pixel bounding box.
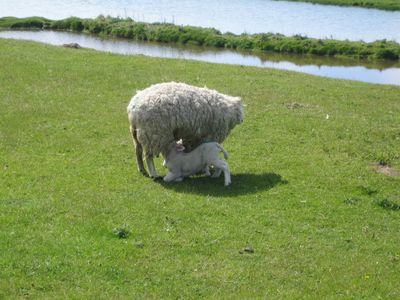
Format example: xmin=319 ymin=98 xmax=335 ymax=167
xmin=152 ymin=176 xmax=163 ymax=181
xmin=138 ymin=166 xmax=150 ymax=177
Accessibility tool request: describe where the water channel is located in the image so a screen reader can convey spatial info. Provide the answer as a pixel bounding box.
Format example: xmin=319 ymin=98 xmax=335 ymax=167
xmin=0 ymin=0 xmax=399 ymax=42
xmin=1 ymin=30 xmax=399 ymax=85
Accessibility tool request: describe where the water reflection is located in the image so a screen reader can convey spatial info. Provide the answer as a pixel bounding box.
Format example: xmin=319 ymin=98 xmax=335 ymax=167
xmin=1 ymin=30 xmax=399 ymax=86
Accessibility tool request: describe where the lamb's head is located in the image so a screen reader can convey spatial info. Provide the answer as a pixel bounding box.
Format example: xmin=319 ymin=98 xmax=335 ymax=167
xmin=164 ymin=139 xmax=186 ymax=166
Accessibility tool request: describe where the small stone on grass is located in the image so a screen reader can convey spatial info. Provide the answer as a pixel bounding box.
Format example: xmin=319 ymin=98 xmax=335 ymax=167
xmin=239 ymin=246 xmax=254 ymax=254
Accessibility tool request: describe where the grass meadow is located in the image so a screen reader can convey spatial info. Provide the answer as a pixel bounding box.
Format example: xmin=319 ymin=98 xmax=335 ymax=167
xmin=0 ymin=39 xmax=399 ymax=298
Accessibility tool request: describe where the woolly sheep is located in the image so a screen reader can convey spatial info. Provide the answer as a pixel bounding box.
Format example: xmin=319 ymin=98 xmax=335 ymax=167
xmin=163 ymin=141 xmax=231 ymax=186
xmin=127 ymin=82 xmax=244 ymax=178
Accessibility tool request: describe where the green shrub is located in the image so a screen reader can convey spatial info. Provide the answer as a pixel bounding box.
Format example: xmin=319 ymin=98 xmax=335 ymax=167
xmin=236 ymin=37 xmax=254 ymax=50
xmin=132 ymin=23 xmax=148 ymax=40
xmin=110 ymin=27 xmax=126 ymax=38
xmin=204 ymin=35 xmax=227 ymax=48
xmin=7 ymin=17 xmax=49 ymax=29
xmin=70 ymin=18 xmax=84 ymax=31
xmin=154 ymin=26 xmax=180 ymax=43
xmin=51 ymin=17 xmax=84 ymax=31
xmin=374 ymin=48 xmax=399 ymax=60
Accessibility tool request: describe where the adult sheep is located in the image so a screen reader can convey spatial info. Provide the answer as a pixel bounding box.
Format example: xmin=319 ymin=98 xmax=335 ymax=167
xmin=127 ymin=82 xmax=244 ymax=178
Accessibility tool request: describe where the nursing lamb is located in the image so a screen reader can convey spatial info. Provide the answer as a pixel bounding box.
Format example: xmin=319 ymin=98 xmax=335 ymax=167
xmin=163 ymin=141 xmax=231 ymax=186
xmin=127 ymin=82 xmax=244 ymax=178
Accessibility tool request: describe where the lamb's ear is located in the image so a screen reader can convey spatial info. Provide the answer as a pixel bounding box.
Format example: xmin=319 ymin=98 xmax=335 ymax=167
xmin=176 ymin=144 xmax=185 ymax=152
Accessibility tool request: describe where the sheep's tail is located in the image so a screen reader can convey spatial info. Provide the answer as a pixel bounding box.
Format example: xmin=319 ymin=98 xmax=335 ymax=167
xmin=217 ymin=143 xmax=229 ymax=160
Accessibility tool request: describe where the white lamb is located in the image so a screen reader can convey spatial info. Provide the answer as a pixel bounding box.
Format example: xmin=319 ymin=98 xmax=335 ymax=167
xmin=163 ymin=141 xmax=231 ymax=186
xmin=127 ymin=82 xmax=244 ymax=178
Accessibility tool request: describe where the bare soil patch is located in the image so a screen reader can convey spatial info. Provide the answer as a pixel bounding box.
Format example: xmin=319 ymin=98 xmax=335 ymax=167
xmin=373 ymin=163 xmax=400 ymax=177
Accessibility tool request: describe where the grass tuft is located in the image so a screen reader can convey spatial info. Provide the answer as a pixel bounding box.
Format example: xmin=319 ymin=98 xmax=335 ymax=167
xmin=344 ymin=197 xmax=360 ymax=205
xmin=376 ymin=198 xmax=400 ymax=210
xmin=113 ymin=228 xmax=130 ymax=239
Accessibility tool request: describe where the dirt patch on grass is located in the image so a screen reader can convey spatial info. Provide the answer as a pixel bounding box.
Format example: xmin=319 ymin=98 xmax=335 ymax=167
xmin=373 ymin=163 xmax=400 ymax=177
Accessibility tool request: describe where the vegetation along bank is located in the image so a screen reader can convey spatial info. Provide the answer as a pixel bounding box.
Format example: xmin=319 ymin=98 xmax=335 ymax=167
xmin=1 ymin=16 xmax=400 ymax=61
xmin=279 ymin=0 xmax=400 ymax=11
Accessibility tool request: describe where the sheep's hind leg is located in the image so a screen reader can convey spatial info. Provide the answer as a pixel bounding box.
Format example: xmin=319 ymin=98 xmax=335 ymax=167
xmin=130 ymin=126 xmax=149 ymax=177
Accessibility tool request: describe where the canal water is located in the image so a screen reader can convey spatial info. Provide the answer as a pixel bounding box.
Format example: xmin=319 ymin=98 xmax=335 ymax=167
xmin=1 ymin=30 xmax=399 ymax=85
xmin=0 ymin=0 xmax=399 ymax=42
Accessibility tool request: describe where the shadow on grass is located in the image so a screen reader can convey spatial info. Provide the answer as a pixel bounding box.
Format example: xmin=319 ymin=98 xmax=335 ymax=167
xmin=157 ymin=172 xmax=287 ymax=197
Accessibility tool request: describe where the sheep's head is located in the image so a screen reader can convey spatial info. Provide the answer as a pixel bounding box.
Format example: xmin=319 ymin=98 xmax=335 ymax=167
xmin=230 ymin=97 xmax=245 ymax=126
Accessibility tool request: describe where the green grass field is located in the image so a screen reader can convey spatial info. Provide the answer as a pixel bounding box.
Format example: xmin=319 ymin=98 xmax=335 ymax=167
xmin=280 ymin=0 xmax=400 ymax=10
xmin=1 ymin=39 xmax=399 ymax=298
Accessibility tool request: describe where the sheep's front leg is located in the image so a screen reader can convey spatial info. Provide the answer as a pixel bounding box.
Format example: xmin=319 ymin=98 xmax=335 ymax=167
xmin=145 ymin=155 xmax=160 ymax=179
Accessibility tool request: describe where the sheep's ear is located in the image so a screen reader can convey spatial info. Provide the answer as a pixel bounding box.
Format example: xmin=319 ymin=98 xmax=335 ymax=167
xmin=176 ymin=144 xmax=185 ymax=152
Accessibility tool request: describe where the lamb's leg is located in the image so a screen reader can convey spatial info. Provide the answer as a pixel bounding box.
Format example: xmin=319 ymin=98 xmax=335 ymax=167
xmin=204 ymin=165 xmax=211 ymax=176
xmin=130 ymin=126 xmax=149 ymax=177
xmin=212 ymin=160 xmax=231 ymax=186
xmin=211 ymin=168 xmax=222 ymax=178
xmin=164 ymin=172 xmax=180 ymax=182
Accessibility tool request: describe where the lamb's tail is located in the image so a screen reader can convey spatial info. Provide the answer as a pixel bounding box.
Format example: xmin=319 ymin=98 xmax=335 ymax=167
xmin=217 ymin=144 xmax=229 ymax=160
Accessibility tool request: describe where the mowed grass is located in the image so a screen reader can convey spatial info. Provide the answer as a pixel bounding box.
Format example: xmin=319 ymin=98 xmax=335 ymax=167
xmin=0 ymin=39 xmax=399 ymax=298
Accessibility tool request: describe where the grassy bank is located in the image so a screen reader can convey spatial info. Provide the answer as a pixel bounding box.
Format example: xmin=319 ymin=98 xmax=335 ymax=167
xmin=1 ymin=39 xmax=400 ymax=298
xmin=280 ymin=0 xmax=400 ymax=11
xmin=1 ymin=16 xmax=400 ymax=61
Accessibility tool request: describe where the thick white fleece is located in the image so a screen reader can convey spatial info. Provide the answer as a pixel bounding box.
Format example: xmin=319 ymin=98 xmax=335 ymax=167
xmin=127 ymin=82 xmax=244 ymax=158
